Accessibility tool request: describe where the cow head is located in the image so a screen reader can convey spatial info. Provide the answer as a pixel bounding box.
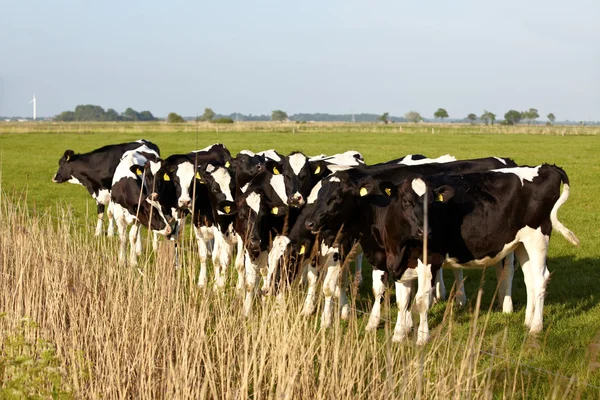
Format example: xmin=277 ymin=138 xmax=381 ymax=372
xmin=233 ymin=151 xmax=267 ymax=187
xmin=198 ymin=163 xmax=237 ymax=235
xmin=148 ymin=154 xmax=197 ymax=212
xmin=52 ymin=150 xmax=79 ymax=183
xmin=233 ymin=190 xmax=288 ymax=260
xmin=393 ymin=178 xmax=455 ymax=240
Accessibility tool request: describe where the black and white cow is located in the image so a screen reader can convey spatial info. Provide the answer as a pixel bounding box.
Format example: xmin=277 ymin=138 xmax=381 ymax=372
xmin=149 ymin=144 xmax=233 ymax=287
xmin=110 ymin=145 xmax=174 ymax=266
xmin=387 ymin=164 xmax=579 ymax=343
xmin=52 ymin=139 xmax=160 ymax=236
xmin=302 ymin=157 xmax=519 ymax=330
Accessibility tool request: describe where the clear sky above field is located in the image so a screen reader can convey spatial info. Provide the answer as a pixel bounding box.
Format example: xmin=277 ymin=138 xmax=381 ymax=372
xmin=1 ymin=0 xmax=598 ymax=121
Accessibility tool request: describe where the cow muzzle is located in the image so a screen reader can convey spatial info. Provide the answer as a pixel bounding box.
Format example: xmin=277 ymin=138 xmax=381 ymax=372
xmin=289 ymin=193 xmax=305 ymax=208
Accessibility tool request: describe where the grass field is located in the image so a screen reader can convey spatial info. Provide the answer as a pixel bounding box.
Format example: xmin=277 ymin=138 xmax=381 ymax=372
xmin=0 ymin=124 xmax=599 ymax=397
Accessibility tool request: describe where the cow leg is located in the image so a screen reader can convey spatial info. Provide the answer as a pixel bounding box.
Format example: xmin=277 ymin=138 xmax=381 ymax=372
xmin=129 ymin=222 xmax=140 ymax=266
xmin=392 ymin=280 xmax=413 ymax=342
xmin=135 ymin=227 xmax=143 ymax=256
xmin=95 ymin=203 xmax=105 ymax=237
xmin=495 ymin=253 xmax=515 ymax=313
xmin=264 ymin=236 xmax=289 ymax=296
xmin=194 ymin=226 xmax=209 ymax=287
xmin=152 ymin=232 xmax=159 ymax=252
xmin=453 ymin=269 xmax=467 ymax=307
xmin=215 ymin=238 xmax=233 ymax=291
xmin=366 ymin=269 xmax=386 ymax=331
xmin=106 ymin=202 xmax=115 ymax=237
xmin=321 ymin=257 xmax=340 ymax=328
xmin=234 ymin=234 xmax=245 ymax=292
xmin=515 ymin=244 xmax=533 ymax=327
xmin=116 ymin=215 xmax=128 ymax=265
xmin=335 ymin=265 xmax=349 ymax=320
xmin=211 ymin=230 xmax=228 ymax=290
xmin=433 ymin=268 xmax=446 ymax=303
xmin=354 ymin=252 xmax=364 ymax=286
xmin=518 ymin=231 xmax=550 ymax=334
xmin=415 ymin=259 xmax=433 ymax=345
xmin=244 ymin=251 xmax=267 ymax=316
xmin=301 ymin=262 xmax=318 ymax=316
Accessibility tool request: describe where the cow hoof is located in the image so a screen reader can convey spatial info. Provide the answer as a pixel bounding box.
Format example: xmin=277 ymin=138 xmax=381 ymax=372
xmin=455 ymin=293 xmax=467 ymax=307
xmin=529 ymin=323 xmax=543 ymax=334
xmin=94 ymin=231 xmax=102 ymax=237
xmin=502 ymin=298 xmax=513 ymax=314
xmin=301 ymin=306 xmax=315 ymax=317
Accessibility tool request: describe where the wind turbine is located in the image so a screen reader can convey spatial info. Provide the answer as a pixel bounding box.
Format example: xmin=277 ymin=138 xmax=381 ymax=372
xmin=29 ymin=94 xmax=36 ymax=120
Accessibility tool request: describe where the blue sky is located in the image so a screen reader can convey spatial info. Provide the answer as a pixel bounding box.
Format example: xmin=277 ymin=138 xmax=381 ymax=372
xmin=1 ymin=0 xmax=598 ymax=120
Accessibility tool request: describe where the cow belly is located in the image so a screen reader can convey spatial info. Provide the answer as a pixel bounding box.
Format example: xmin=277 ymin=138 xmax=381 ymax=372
xmin=441 ymin=226 xmax=535 ymax=269
xmin=442 ymin=226 xmax=540 ymax=269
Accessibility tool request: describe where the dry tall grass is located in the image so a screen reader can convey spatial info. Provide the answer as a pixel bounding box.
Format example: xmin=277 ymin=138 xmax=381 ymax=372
xmin=0 ymin=197 xmax=590 ymax=398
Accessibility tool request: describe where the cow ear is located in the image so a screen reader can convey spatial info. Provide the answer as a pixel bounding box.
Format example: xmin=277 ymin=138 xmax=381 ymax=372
xmin=312 ymin=161 xmax=327 ymax=176
xmin=266 ymin=160 xmax=283 ymax=175
xmin=64 ymin=150 xmax=75 ymax=162
xmin=270 ymin=204 xmax=289 ymax=216
xmin=130 ymin=165 xmax=144 ymax=177
xmin=355 ymin=177 xmax=376 ymax=197
xmin=378 ymin=181 xmax=397 ymax=198
xmin=434 ymin=185 xmax=455 ymax=203
xmin=217 ymin=200 xmax=237 ymax=215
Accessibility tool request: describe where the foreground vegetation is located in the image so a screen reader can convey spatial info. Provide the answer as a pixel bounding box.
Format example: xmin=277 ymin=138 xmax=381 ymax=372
xmin=0 ymin=126 xmax=599 ymax=397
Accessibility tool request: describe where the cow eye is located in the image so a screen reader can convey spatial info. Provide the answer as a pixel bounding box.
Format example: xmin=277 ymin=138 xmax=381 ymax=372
xmin=257 ymin=165 xmax=262 ymax=170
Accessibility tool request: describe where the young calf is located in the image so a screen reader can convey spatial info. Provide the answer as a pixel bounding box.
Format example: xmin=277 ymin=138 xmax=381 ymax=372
xmin=381 ymin=164 xmax=579 ymax=343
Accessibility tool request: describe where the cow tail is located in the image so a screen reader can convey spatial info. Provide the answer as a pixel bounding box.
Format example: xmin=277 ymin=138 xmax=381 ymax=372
xmin=550 ymin=165 xmax=580 ymax=246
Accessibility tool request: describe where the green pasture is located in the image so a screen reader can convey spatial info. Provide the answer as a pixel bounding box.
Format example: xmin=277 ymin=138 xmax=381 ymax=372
xmin=1 ymin=128 xmax=599 ymax=391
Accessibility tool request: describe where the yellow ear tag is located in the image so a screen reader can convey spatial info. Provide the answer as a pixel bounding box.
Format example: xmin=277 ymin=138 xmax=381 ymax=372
xmin=195 ymin=172 xmax=201 ymax=179
xmin=136 ymin=168 xmax=143 ymax=176
xmin=314 ymin=165 xmax=321 ymax=175
xmin=299 ymin=245 xmax=306 ymax=255
xmin=163 ymin=173 xmax=170 ymax=181
xmin=271 ymin=206 xmax=279 ymax=214
xmin=272 ymin=166 xmax=280 ymax=175
xmin=223 ymin=205 xmax=231 ymax=214
xmin=437 ymin=193 xmax=443 ymax=202
xmin=225 ymin=161 xmax=231 ymax=168
xmin=359 ymin=187 xmax=368 ymax=197
xmin=384 ymin=188 xmax=392 ymax=196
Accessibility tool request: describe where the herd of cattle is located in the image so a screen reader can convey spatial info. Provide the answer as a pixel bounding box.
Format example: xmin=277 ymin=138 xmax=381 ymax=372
xmin=52 ymin=139 xmax=579 ymax=344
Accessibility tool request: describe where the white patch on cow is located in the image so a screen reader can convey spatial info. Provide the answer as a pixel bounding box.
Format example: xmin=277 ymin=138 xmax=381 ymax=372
xmin=246 ymin=192 xmax=261 ymax=213
xmin=112 ymin=146 xmax=160 ymax=185
xmin=192 ymin=143 xmax=224 ymax=153
xmin=205 ymin=164 xmax=216 ymax=173
xmin=212 ymin=167 xmax=234 ymax=201
xmin=399 ymin=154 xmax=456 ymax=166
xmin=239 ymin=149 xmax=255 ymax=156
xmin=94 ymin=189 xmax=111 ymax=205
xmin=310 ymin=150 xmax=364 ymax=167
xmin=492 ymin=166 xmax=541 ymax=186
xmin=411 ymin=178 xmax=427 ymax=197
xmin=307 ymin=181 xmax=323 ymax=204
xmin=329 ymin=176 xmax=341 ymax=182
xmin=175 ymin=162 xmax=195 ymax=206
xmin=288 ymin=153 xmax=307 ymax=175
xmin=241 ymin=182 xmax=251 ymax=193
xmin=258 ymin=149 xmax=281 ymax=161
xmin=493 ymin=157 xmax=507 ymax=165
xmin=269 ymin=174 xmax=288 ymax=203
xmin=149 ymin=161 xmax=161 ymax=175
xmin=68 ymin=176 xmax=83 ymax=185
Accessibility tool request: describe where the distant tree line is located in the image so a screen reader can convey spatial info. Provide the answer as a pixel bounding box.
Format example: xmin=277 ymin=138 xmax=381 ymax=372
xmin=54 ymin=105 xmax=157 ymax=122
